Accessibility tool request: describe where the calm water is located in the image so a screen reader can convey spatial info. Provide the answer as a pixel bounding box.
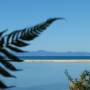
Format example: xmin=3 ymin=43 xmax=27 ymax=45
xmin=4 ymin=62 xmax=90 ymax=90
xmin=20 ymin=56 xmax=90 ymax=60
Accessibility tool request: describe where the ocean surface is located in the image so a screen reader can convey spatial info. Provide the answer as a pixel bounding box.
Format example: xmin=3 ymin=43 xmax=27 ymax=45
xmin=3 ymin=61 xmax=90 ymax=90
xmin=20 ymin=56 xmax=90 ymax=60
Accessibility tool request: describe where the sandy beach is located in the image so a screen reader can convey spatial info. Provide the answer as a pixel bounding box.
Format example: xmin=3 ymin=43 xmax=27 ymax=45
xmin=24 ymin=59 xmax=90 ymax=63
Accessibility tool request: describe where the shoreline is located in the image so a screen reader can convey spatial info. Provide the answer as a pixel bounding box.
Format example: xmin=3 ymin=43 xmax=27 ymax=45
xmin=24 ymin=60 xmax=90 ymax=63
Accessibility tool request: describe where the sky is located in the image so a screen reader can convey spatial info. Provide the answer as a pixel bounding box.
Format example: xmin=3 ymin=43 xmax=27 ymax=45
xmin=0 ymin=0 xmax=90 ymax=52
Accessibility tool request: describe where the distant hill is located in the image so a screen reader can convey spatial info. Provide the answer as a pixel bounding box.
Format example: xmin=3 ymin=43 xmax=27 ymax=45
xmin=1 ymin=50 xmax=90 ymax=60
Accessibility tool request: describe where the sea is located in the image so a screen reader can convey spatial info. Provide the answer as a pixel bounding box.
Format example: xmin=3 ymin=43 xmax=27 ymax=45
xmin=20 ymin=56 xmax=90 ymax=60
xmin=2 ymin=56 xmax=90 ymax=90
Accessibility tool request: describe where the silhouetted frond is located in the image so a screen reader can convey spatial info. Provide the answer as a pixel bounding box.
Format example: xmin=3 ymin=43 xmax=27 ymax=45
xmin=6 ymin=18 xmax=64 ymax=49
xmin=0 ymin=17 xmax=64 ymax=89
xmin=0 ymin=60 xmax=20 ymax=71
xmin=0 ymin=81 xmax=15 ymax=89
xmin=0 ymin=66 xmax=16 ymax=78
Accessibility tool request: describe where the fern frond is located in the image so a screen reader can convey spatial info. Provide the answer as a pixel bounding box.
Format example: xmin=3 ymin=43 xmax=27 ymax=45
xmin=0 ymin=48 xmax=23 ymax=62
xmin=0 ymin=66 xmax=16 ymax=78
xmin=0 ymin=17 xmax=64 ymax=89
xmin=0 ymin=81 xmax=15 ymax=89
xmin=6 ymin=17 xmax=64 ymax=49
xmin=0 ymin=60 xmax=20 ymax=71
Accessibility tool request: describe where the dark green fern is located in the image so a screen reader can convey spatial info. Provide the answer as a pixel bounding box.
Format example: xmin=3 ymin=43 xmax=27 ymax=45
xmin=0 ymin=17 xmax=64 ymax=89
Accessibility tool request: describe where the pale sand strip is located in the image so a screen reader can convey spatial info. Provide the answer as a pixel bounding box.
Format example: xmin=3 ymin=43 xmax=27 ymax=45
xmin=24 ymin=60 xmax=90 ymax=63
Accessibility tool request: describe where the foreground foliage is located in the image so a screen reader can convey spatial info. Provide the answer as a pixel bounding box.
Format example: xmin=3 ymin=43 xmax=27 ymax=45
xmin=65 ymin=70 xmax=90 ymax=90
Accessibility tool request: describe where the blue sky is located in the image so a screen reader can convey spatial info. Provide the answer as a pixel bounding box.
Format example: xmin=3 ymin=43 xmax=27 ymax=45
xmin=0 ymin=0 xmax=90 ymax=52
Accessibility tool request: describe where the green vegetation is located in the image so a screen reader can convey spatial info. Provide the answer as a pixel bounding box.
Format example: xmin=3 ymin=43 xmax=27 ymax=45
xmin=65 ymin=70 xmax=90 ymax=90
